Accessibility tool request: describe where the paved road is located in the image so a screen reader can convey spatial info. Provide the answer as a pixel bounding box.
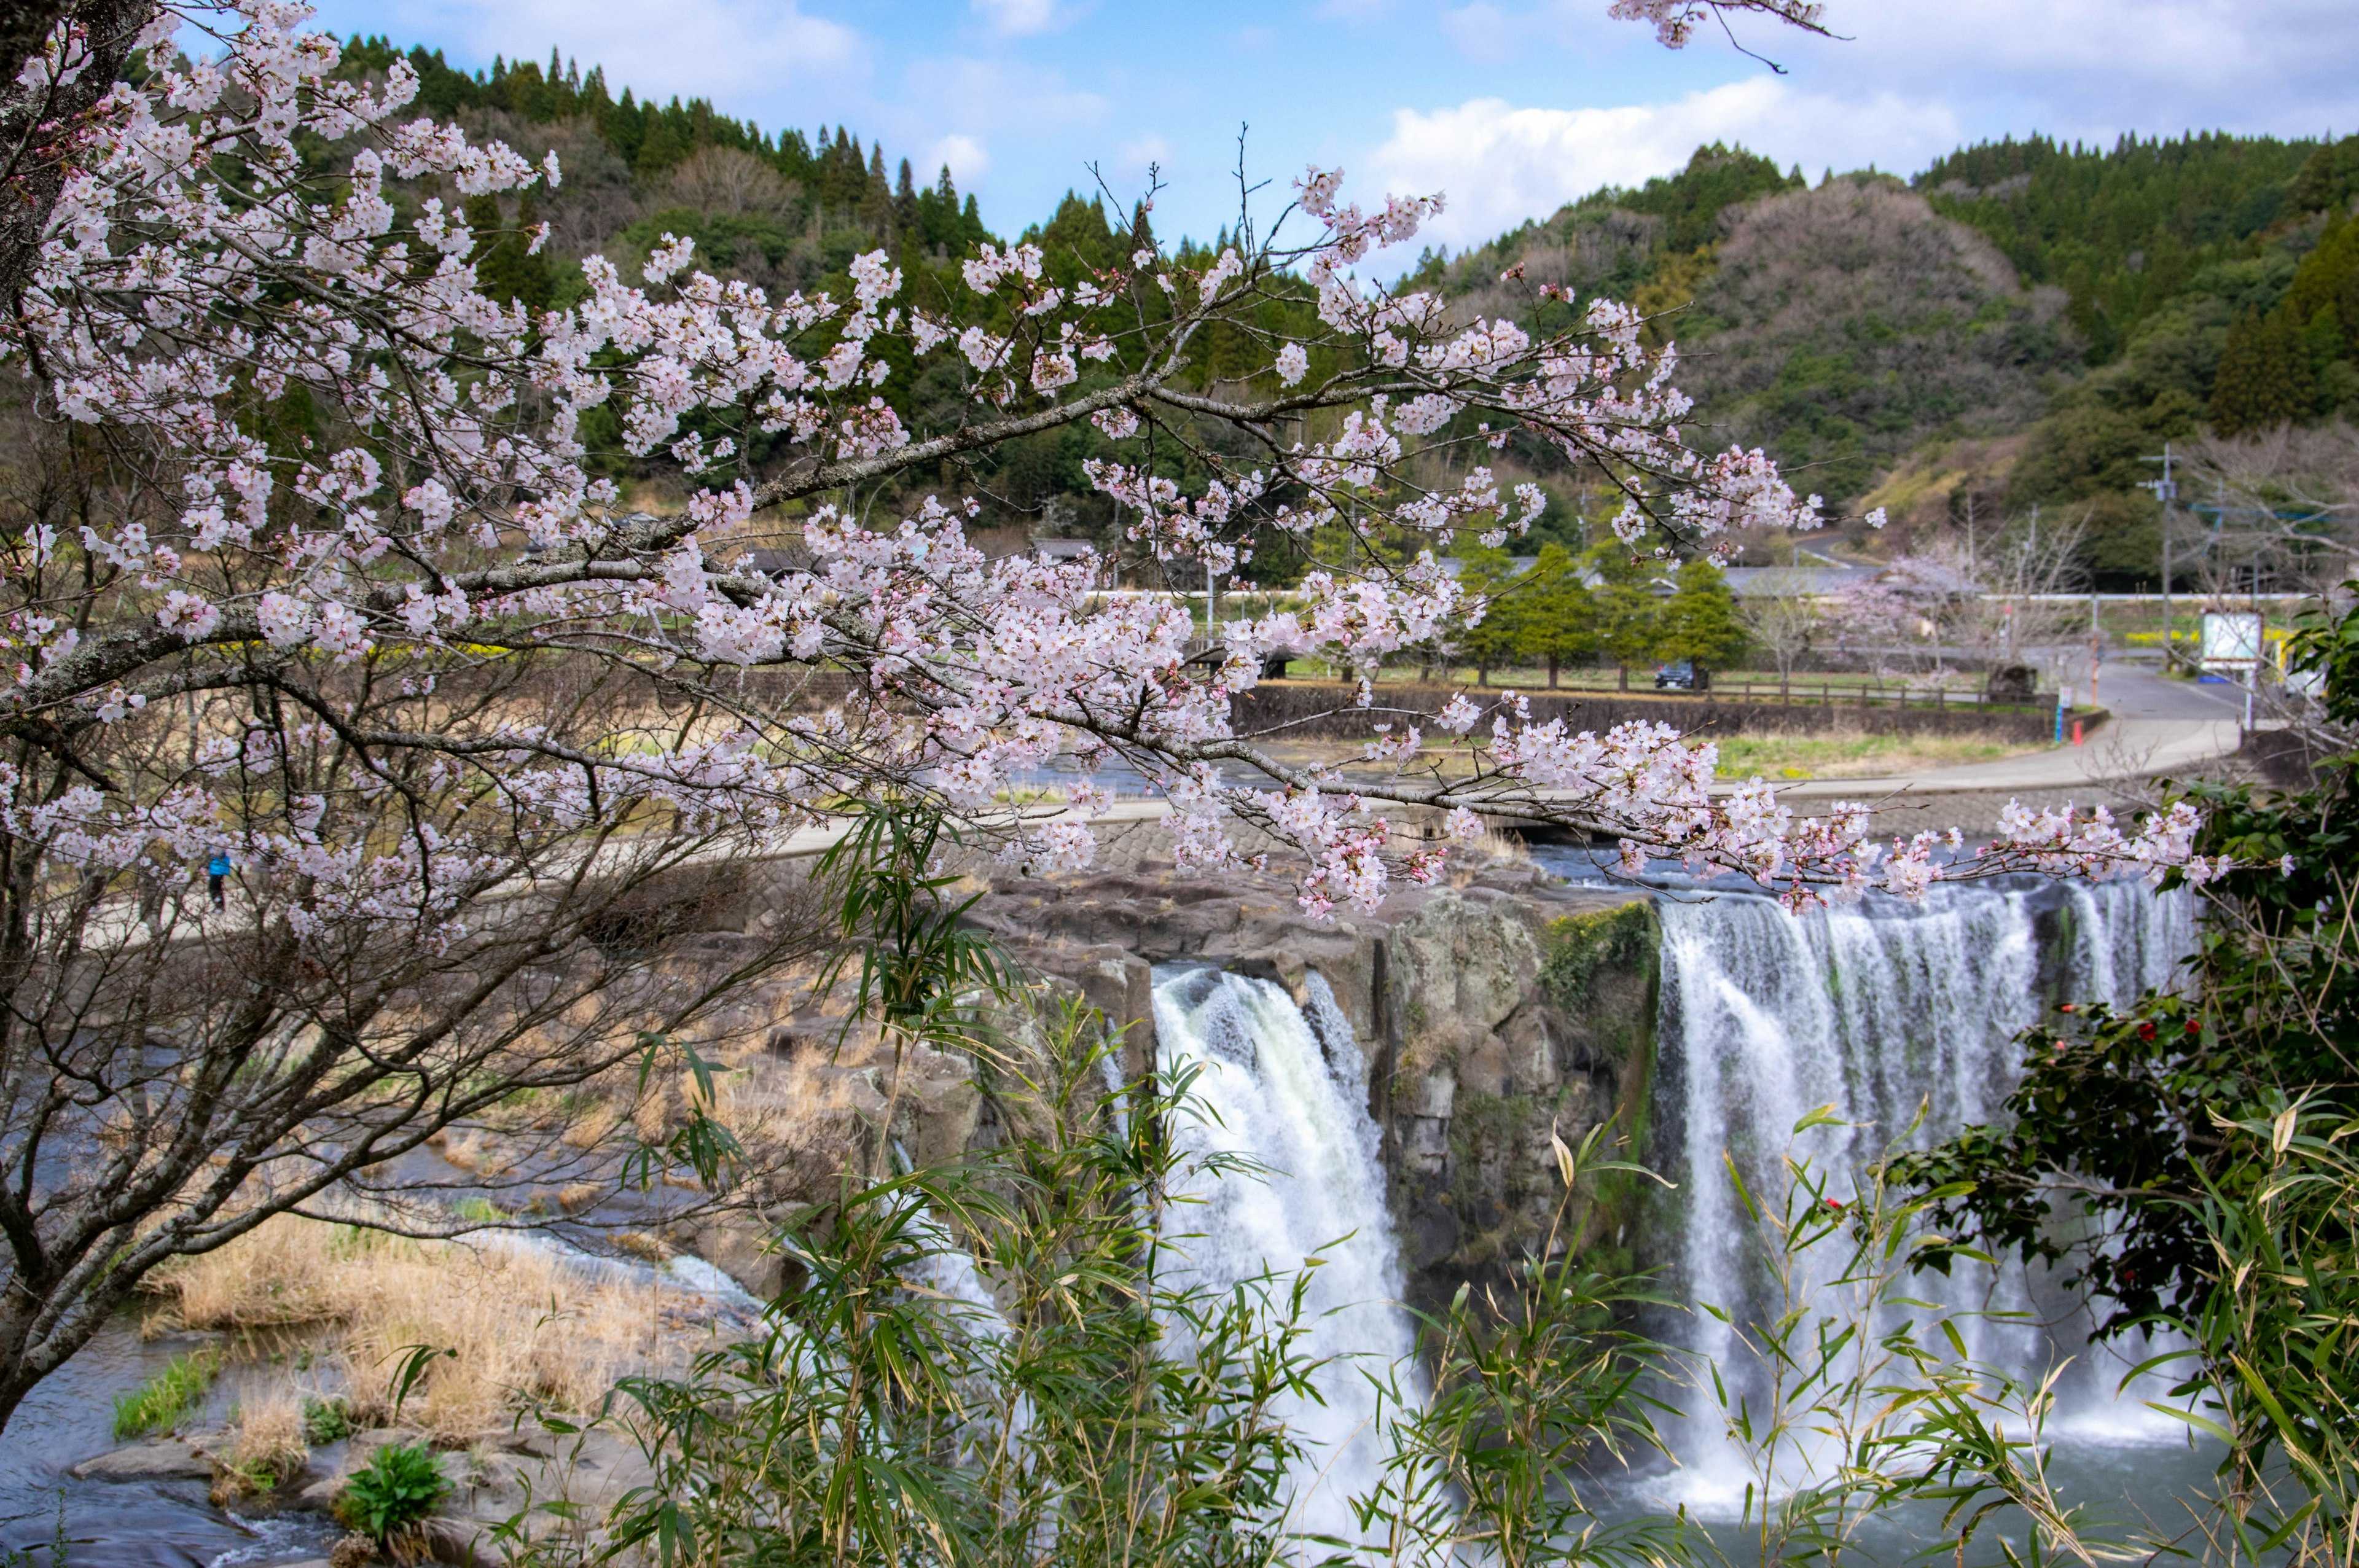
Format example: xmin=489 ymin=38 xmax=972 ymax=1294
xmin=1770 ymin=716 xmax=2244 ymax=801
xmin=2084 ymin=658 xmax=2253 ymax=720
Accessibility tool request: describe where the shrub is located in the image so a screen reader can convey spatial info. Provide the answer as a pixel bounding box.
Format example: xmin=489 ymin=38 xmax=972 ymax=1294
xmin=339 ymin=1442 xmax=448 ymax=1543
xmin=302 ymin=1394 xmax=353 ymax=1445
xmin=111 ymin=1348 xmax=221 ymax=1440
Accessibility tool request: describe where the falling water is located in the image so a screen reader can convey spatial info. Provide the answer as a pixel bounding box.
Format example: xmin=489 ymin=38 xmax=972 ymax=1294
xmin=1151 ymin=965 xmax=1417 ymax=1543
xmin=1650 ymin=877 xmax=2198 ymax=1510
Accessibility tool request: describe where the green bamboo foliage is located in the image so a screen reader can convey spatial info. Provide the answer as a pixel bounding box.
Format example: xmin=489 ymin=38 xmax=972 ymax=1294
xmin=487 ymin=803 xmax=2359 ymax=1568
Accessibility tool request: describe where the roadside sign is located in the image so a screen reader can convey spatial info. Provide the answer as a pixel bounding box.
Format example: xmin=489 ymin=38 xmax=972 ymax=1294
xmin=2201 ymin=612 xmax=2261 ymax=674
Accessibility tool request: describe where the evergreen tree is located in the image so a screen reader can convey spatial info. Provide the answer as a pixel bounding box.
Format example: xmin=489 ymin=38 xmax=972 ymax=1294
xmin=2287 ymin=132 xmax=2359 ymax=216
xmin=2211 ymin=308 xmax=2315 ymax=434
xmin=1654 ymin=561 xmax=1748 ymax=670
xmin=858 ymin=145 xmax=892 ymax=233
xmin=1452 ymin=548 xmax=1523 ymax=686
xmin=635 ymin=106 xmax=687 ymax=174
xmin=467 ymin=193 xmax=553 ymax=318
xmin=894 ymin=158 xmax=918 ymax=238
xmin=608 ymin=88 xmax=644 ymax=165
xmin=2288 ymin=214 xmax=2359 ymax=323
xmin=1583 ymin=547 xmax=1662 ymax=691
xmin=1518 ymin=545 xmax=1597 ymax=688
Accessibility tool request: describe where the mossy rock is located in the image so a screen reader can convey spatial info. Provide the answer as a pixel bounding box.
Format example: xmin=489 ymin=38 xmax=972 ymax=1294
xmin=1538 ymin=902 xmax=1659 ymax=1026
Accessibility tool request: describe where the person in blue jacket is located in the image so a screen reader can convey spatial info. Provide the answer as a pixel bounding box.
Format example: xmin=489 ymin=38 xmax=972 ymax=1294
xmin=205 ymin=848 xmax=231 ymax=911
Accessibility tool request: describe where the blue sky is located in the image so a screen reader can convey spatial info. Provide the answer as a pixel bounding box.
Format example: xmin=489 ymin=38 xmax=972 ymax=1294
xmin=300 ymin=0 xmax=2359 ymax=257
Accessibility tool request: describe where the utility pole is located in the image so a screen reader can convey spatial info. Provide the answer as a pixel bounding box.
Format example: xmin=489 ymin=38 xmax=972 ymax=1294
xmin=2140 ymin=443 xmax=2179 ymax=673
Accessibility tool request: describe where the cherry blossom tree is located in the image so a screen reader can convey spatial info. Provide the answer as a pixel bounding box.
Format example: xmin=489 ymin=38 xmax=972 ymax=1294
xmin=0 ymin=0 xmax=2223 ymax=1427
xmin=1608 ymin=0 xmax=1834 ymax=52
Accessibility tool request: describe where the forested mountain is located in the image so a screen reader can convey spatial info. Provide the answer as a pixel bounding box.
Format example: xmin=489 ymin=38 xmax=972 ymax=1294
xmin=1426 ymin=131 xmax=2359 ymax=587
xmin=316 ymin=36 xmax=1373 ymax=579
xmin=334 ymin=37 xmax=993 ymax=292
xmin=331 ymin=34 xmax=2359 ymax=590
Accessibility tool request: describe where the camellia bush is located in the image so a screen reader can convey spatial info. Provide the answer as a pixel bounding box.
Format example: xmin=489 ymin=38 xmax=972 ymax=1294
xmin=0 ymin=0 xmax=2221 ymax=1429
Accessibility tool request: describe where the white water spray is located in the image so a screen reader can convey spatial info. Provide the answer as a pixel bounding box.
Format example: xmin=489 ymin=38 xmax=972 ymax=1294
xmin=1651 ymin=878 xmax=2197 ymax=1509
xmin=1151 ymin=965 xmax=1417 ymax=1543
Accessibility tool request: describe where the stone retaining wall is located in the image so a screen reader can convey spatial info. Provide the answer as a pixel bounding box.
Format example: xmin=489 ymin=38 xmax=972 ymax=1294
xmin=1234 ymin=682 xmax=2075 ymax=743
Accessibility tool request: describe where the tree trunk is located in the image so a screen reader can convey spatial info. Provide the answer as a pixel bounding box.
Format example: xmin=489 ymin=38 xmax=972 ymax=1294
xmin=1476 ymin=663 xmax=1489 ymax=688
xmin=1617 ymin=664 xmax=1629 ymax=692
xmin=0 ymin=0 xmax=160 ymax=313
xmin=1547 ymin=655 xmax=1559 ymax=689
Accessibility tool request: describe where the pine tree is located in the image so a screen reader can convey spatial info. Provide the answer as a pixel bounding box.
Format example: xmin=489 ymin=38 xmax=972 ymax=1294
xmin=1450 ymin=548 xmax=1528 ymax=685
xmin=1583 ymin=546 xmax=1661 ymax=690
xmin=856 ymin=145 xmax=891 ymax=234
xmin=2288 ymin=133 xmax=2359 ymax=216
xmin=894 ymin=158 xmax=918 ymax=238
xmin=635 ymin=107 xmax=687 ymax=175
xmin=1654 ymin=561 xmax=1748 ymax=670
xmin=467 ymin=193 xmax=552 ymax=318
xmin=1518 ymin=545 xmax=1596 ymax=688
xmin=2211 ymin=308 xmax=2314 ymax=434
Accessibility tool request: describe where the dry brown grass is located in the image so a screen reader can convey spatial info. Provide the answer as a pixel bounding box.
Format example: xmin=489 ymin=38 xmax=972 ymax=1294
xmin=429 ymin=1128 xmax=517 ymax=1176
xmin=560 ymin=1099 xmax=623 ymax=1150
xmin=1473 ymin=825 xmax=1530 ymax=864
xmin=150 ymin=1215 xmax=710 ymax=1441
xmin=232 ymin=1386 xmax=308 ymax=1475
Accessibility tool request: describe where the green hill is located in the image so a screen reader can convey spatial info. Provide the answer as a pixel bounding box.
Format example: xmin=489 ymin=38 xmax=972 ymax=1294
xmin=1425 ymin=132 xmax=2359 ymax=587
xmin=334 ymin=34 xmax=2359 ymax=588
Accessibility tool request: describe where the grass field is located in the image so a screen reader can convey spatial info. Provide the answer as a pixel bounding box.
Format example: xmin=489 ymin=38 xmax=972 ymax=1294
xmin=1706 ymin=731 xmax=2044 ymax=781
xmin=1280 ymin=663 xmax=1993 ymax=698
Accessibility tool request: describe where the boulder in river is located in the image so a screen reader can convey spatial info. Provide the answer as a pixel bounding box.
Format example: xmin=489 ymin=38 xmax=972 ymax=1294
xmin=70 ymin=1438 xmax=214 ymax=1481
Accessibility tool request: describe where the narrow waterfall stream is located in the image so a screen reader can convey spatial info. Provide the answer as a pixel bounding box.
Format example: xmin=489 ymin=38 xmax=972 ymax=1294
xmin=1141 ymin=876 xmax=2204 ymax=1542
xmin=1651 ymin=877 xmax=2199 ymax=1510
xmin=1150 ymin=966 xmax=1417 ymax=1543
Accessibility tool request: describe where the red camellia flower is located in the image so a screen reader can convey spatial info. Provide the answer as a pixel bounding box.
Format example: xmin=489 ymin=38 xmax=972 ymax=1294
xmin=2138 ymin=1021 xmax=2158 ymax=1040
xmin=2186 ymin=1019 xmax=2203 ymax=1034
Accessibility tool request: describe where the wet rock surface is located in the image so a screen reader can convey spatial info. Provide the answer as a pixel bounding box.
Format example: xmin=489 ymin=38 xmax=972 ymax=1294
xmin=969 ymin=859 xmax=1660 ymax=1318
xmin=69 ymin=1439 xmax=214 ymax=1482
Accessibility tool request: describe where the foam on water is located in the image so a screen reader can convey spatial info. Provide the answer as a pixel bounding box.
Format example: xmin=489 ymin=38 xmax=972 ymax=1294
xmin=1151 ymin=966 xmax=1417 ymax=1545
xmin=1649 ymin=878 xmax=2199 ymax=1510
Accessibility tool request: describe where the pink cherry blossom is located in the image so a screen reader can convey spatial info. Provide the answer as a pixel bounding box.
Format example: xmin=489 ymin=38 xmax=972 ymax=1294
xmin=0 ymin=2 xmax=2222 ymax=934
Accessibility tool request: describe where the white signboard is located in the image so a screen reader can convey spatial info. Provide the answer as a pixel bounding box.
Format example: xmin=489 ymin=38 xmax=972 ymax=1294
xmin=2202 ymin=612 xmax=2261 ymax=673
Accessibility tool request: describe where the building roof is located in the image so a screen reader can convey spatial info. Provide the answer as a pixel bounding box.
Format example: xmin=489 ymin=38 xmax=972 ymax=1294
xmin=1720 ymin=564 xmax=1885 ymax=598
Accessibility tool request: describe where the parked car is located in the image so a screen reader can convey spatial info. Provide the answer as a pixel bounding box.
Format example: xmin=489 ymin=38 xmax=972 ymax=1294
xmin=1654 ymin=660 xmax=1710 ymax=691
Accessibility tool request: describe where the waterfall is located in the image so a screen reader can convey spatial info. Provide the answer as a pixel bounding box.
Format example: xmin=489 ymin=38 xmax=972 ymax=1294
xmin=1151 ymin=965 xmax=1417 ymax=1543
xmin=1651 ymin=877 xmax=2197 ymax=1510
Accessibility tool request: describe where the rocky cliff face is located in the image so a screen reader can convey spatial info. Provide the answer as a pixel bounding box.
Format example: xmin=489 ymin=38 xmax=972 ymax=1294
xmin=647 ymin=851 xmax=1664 ymax=1314
xmin=967 ymin=860 xmax=1661 ymax=1317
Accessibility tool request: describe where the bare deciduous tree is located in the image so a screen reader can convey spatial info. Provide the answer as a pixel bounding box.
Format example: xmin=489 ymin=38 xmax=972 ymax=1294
xmin=1733 ymin=572 xmax=1826 ymax=696
xmin=2188 ymin=421 xmax=2359 ymax=599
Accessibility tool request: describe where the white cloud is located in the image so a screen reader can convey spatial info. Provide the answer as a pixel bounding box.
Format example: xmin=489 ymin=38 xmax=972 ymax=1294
xmin=1366 ymin=78 xmax=1960 ymax=251
xmin=1436 ymin=0 xmax=2359 ymax=144
xmin=928 ymin=133 xmax=992 ymax=185
xmin=901 ymin=57 xmax=1106 ymax=136
xmin=970 ymin=0 xmax=1062 ymax=37
xmin=1117 ymin=133 xmax=1172 ymax=176
xmin=1816 ymin=0 xmax=2359 ymax=142
xmin=400 ymin=0 xmax=864 ymax=108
